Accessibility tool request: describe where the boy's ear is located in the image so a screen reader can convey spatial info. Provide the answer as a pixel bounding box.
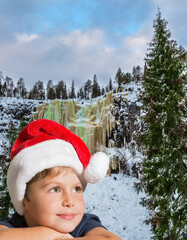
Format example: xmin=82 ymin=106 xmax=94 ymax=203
xmin=23 ymin=197 xmax=29 ymax=213
xmin=23 ymin=197 xmax=26 ymax=207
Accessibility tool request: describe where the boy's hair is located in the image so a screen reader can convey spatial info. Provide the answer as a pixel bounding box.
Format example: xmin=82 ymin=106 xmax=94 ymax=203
xmin=25 ymin=166 xmax=66 ymax=200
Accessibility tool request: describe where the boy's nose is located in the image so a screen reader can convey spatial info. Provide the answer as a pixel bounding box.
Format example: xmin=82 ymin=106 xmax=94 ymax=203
xmin=62 ymin=192 xmax=75 ymax=208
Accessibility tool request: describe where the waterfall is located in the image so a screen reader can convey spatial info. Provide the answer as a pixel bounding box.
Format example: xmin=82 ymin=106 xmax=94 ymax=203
xmin=32 ymin=92 xmax=116 ymax=155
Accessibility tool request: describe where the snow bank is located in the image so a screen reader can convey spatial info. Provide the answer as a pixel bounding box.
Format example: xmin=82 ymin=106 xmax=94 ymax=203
xmin=84 ymin=174 xmax=151 ymax=240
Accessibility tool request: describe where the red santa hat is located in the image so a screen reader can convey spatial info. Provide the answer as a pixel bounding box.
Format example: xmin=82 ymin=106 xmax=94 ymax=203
xmin=7 ymin=119 xmax=109 ymax=215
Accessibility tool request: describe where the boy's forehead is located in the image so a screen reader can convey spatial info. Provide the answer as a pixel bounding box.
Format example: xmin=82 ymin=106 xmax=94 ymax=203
xmin=41 ymin=167 xmax=81 ymax=183
xmin=52 ymin=166 xmax=75 ymax=172
xmin=47 ymin=166 xmax=76 ymax=176
xmin=29 ymin=171 xmax=81 ymax=192
xmin=27 ymin=166 xmax=86 ymax=190
xmin=45 ymin=166 xmax=78 ymax=179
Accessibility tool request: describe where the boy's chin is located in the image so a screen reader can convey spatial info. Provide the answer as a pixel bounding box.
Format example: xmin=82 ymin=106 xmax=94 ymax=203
xmin=53 ymin=224 xmax=76 ymax=234
xmin=54 ymin=213 xmax=84 ymax=233
xmin=51 ymin=219 xmax=80 ymax=234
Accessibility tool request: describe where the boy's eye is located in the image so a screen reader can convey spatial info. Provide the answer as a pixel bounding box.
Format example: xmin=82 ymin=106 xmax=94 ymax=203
xmin=73 ymin=186 xmax=82 ymax=193
xmin=49 ymin=186 xmax=60 ymax=193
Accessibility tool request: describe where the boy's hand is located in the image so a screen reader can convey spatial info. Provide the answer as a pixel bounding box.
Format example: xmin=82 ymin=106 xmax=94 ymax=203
xmin=55 ymin=233 xmax=74 ymax=239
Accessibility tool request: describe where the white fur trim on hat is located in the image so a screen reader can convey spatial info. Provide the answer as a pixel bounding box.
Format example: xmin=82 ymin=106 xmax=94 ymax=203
xmin=84 ymin=152 xmax=109 ymax=183
xmin=7 ymin=139 xmax=84 ymax=215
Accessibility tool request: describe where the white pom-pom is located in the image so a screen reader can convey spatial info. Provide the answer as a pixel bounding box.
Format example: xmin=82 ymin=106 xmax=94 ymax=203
xmin=84 ymin=152 xmax=109 ymax=183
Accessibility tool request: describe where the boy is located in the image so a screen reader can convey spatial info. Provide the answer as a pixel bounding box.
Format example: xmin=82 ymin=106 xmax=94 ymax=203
xmin=0 ymin=119 xmax=121 ymax=239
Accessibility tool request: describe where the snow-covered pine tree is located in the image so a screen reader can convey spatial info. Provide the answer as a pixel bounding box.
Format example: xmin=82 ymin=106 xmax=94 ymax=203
xmin=140 ymin=9 xmax=186 ymax=240
xmin=0 ymin=119 xmax=29 ymax=218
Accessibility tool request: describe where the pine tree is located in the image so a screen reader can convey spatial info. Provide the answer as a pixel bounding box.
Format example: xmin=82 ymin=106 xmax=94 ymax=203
xmin=63 ymin=83 xmax=68 ymax=99
xmin=115 ymin=67 xmax=124 ymax=91
xmin=46 ymin=80 xmax=56 ymax=100
xmin=6 ymin=77 xmax=13 ymax=97
xmin=105 ymin=86 xmax=109 ymax=93
xmin=29 ymin=81 xmax=45 ymax=100
xmin=16 ymin=78 xmax=27 ymax=98
xmin=77 ymin=87 xmax=84 ymax=99
xmin=2 ymin=82 xmax=7 ymax=97
xmin=101 ymin=87 xmax=105 ymax=95
xmin=37 ymin=81 xmax=45 ymax=100
xmin=0 ymin=119 xmax=29 ymax=218
xmin=91 ymin=74 xmax=100 ymax=98
xmin=84 ymin=79 xmax=92 ymax=100
xmin=108 ymin=78 xmax=113 ymax=91
xmin=4 ymin=77 xmax=14 ymax=97
xmin=123 ymin=72 xmax=132 ymax=84
xmin=0 ymin=81 xmax=2 ymax=97
xmin=0 ymin=71 xmax=4 ymax=97
xmin=55 ymin=80 xmax=67 ymax=99
xmin=69 ymin=80 xmax=76 ymax=99
xmin=132 ymin=66 xmax=142 ymax=82
xmin=140 ymin=9 xmax=186 ymax=239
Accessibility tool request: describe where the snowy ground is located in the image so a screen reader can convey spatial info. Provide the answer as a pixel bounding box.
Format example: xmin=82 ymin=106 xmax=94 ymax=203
xmin=84 ymin=174 xmax=152 ymax=240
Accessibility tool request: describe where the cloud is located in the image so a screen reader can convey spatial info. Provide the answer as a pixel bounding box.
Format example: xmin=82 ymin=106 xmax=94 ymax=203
xmin=0 ymin=25 xmax=151 ymax=90
xmin=16 ymin=33 xmax=38 ymax=43
xmin=60 ymin=29 xmax=105 ymax=49
xmin=0 ymin=29 xmax=110 ymax=88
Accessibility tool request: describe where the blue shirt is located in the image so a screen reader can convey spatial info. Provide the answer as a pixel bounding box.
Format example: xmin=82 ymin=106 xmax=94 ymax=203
xmin=0 ymin=212 xmax=105 ymax=237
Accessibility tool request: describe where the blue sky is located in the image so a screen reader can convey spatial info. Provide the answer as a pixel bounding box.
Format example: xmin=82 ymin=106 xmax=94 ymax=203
xmin=0 ymin=0 xmax=186 ymax=89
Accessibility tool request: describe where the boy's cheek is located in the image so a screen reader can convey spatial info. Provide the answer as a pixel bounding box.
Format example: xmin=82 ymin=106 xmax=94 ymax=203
xmin=76 ymin=195 xmax=85 ymax=206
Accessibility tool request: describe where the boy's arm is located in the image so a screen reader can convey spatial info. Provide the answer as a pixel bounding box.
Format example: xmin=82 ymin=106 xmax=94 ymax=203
xmin=0 ymin=225 xmax=121 ymax=240
xmin=84 ymin=227 xmax=121 ymax=239
xmin=0 ymin=225 xmax=73 ymax=240
xmin=56 ymin=227 xmax=121 ymax=240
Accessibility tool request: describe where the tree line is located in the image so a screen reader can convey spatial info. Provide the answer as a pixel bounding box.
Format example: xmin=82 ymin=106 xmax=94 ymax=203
xmin=0 ymin=66 xmax=142 ymax=100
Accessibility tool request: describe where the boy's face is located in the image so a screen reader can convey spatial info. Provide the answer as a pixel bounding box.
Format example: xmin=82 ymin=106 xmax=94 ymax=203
xmin=23 ymin=167 xmax=85 ymax=233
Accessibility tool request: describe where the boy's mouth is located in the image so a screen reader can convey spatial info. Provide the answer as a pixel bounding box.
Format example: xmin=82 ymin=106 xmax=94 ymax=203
xmin=57 ymin=213 xmax=75 ymax=220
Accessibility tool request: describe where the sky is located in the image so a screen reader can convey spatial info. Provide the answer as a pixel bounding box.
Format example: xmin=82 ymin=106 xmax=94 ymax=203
xmin=0 ymin=0 xmax=186 ymax=90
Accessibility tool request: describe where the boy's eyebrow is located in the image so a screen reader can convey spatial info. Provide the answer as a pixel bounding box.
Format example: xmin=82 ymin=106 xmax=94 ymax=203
xmin=39 ymin=182 xmax=54 ymax=189
xmin=74 ymin=182 xmax=83 ymax=187
xmin=40 ymin=181 xmax=82 ymax=189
